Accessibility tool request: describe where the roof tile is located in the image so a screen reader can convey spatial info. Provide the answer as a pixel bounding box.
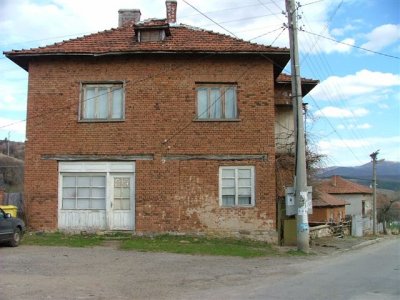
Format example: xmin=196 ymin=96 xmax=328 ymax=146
xmin=319 ymin=175 xmax=373 ymax=194
xmin=5 ymin=23 xmax=288 ymax=56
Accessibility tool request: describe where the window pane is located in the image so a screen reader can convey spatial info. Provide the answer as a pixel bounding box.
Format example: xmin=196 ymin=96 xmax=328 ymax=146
xmin=77 ymin=199 xmax=90 ymax=209
xmin=121 ymin=188 xmax=130 ymax=198
xmin=239 ymin=187 xmax=251 ymax=196
xmin=114 ymin=188 xmax=121 ymax=198
xmin=63 ymin=176 xmax=76 ymax=187
xmin=112 ymin=88 xmax=123 ymax=119
xmin=222 ymin=187 xmax=235 ymax=195
xmin=121 ymin=199 xmax=130 ymax=209
xmin=63 ymin=187 xmax=76 ymax=198
xmin=225 ymin=87 xmax=237 ymax=119
xmin=222 ymin=178 xmax=235 ymax=188
xmin=92 ymin=176 xmax=105 ymax=187
xmin=238 ymin=178 xmax=251 ymax=187
xmin=222 ymin=195 xmax=235 ymax=206
xmin=222 ymin=169 xmax=235 ymax=178
xmin=197 ymin=89 xmax=208 ymax=119
xmin=210 ymin=88 xmax=221 ymax=118
xmin=62 ymin=199 xmax=76 ymax=209
xmin=84 ymin=88 xmax=96 ymax=119
xmin=238 ymin=169 xmax=251 ymax=178
xmin=77 ymin=187 xmax=90 ymax=198
xmin=238 ymin=196 xmax=251 ymax=205
xmin=92 ymin=187 xmax=105 ymax=198
xmin=77 ymin=177 xmax=91 ymax=187
xmin=91 ymin=199 xmax=105 ymax=209
xmin=97 ymin=87 xmax=108 ymax=119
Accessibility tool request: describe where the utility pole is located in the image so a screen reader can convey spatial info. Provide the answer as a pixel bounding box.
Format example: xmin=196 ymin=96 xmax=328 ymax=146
xmin=370 ymin=150 xmax=379 ymax=235
xmin=285 ymin=0 xmax=309 ymax=252
xmin=7 ymin=132 xmax=10 ymax=156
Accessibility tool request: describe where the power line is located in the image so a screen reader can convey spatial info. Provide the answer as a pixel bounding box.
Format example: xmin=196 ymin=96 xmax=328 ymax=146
xmin=302 ymin=29 xmax=400 ymax=59
xmin=298 ymin=2 xmax=380 ymax=157
xmin=197 ymin=12 xmax=283 ymax=28
xmin=299 ymin=0 xmax=326 ymax=8
xmin=182 ymin=0 xmax=238 ymax=37
xmin=248 ymin=26 xmax=285 ymax=41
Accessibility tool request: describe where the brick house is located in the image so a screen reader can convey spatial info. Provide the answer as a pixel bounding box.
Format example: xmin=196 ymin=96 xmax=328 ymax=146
xmin=309 ymin=192 xmax=348 ymax=224
xmin=5 ymin=1 xmax=317 ymax=242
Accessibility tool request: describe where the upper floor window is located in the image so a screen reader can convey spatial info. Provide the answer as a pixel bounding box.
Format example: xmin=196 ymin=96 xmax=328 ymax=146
xmin=80 ymin=83 xmax=124 ymax=121
xmin=138 ymin=29 xmax=166 ymax=42
xmin=196 ymin=84 xmax=237 ymax=120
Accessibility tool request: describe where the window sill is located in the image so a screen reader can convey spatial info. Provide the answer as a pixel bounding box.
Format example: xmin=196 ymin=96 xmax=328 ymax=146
xmin=194 ymin=118 xmax=241 ymax=122
xmin=78 ymin=119 xmax=125 ymax=123
xmin=220 ymin=205 xmax=255 ymax=208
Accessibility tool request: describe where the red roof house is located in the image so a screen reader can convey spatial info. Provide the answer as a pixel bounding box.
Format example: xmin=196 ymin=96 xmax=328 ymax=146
xmin=319 ymin=176 xmax=373 ymax=218
xmin=4 ymin=1 xmax=318 ymax=242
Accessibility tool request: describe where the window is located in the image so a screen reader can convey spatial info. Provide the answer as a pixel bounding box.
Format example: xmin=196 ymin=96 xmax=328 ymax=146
xmin=80 ymin=83 xmax=124 ymax=121
xmin=219 ymin=166 xmax=255 ymax=207
xmin=62 ymin=175 xmax=106 ymax=209
xmin=113 ymin=177 xmax=131 ymax=210
xmin=138 ymin=29 xmax=166 ymax=42
xmin=196 ymin=85 xmax=237 ymax=120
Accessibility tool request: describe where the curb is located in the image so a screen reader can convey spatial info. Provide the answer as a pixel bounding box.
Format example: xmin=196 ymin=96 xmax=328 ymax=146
xmin=349 ymin=238 xmax=382 ymax=250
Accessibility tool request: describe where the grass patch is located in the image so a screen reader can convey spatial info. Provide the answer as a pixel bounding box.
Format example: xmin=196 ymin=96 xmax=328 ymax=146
xmin=22 ymin=232 xmax=104 ymax=247
xmin=120 ymin=235 xmax=278 ymax=258
xmin=285 ymin=249 xmax=312 ymax=256
xmin=22 ymin=232 xmax=294 ymax=258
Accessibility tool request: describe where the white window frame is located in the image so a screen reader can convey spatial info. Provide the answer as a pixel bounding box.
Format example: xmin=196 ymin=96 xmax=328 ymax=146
xmin=196 ymin=84 xmax=238 ymax=120
xmin=219 ymin=166 xmax=255 ymax=207
xmin=61 ymin=174 xmax=107 ymax=210
xmin=80 ymin=82 xmax=125 ymax=121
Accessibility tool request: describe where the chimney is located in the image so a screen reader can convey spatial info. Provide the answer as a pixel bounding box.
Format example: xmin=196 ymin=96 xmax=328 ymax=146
xmin=166 ymin=0 xmax=177 ymax=24
xmin=118 ymin=9 xmax=141 ymax=27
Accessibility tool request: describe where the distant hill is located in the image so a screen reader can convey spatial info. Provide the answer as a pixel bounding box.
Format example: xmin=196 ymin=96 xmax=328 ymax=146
xmin=317 ymin=161 xmax=400 ymax=191
xmin=0 ymin=140 xmax=25 ymax=160
xmin=0 ymin=153 xmax=24 ymax=192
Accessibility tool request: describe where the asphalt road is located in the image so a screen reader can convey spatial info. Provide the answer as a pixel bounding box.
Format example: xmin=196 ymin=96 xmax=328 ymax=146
xmin=0 ymin=237 xmax=398 ymax=299
xmin=185 ymin=238 xmax=400 ymax=300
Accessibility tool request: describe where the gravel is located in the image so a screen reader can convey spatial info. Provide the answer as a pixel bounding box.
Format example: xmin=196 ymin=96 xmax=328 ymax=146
xmin=0 ymin=236 xmax=384 ymax=300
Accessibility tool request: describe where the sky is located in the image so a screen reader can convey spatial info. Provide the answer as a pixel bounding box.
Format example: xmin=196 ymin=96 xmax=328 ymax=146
xmin=0 ymin=0 xmax=399 ymax=167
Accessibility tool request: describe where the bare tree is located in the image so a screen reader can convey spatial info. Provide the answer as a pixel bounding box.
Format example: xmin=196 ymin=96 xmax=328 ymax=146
xmin=378 ymin=191 xmax=400 ymax=234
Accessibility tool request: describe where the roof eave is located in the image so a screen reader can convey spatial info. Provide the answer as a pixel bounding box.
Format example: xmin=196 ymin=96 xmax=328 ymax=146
xmin=5 ymin=50 xmax=290 ymax=72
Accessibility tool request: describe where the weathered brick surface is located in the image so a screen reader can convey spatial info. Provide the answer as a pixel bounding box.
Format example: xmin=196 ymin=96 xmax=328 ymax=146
xmin=24 ymin=55 xmax=278 ymax=240
xmin=309 ymin=206 xmax=346 ymax=224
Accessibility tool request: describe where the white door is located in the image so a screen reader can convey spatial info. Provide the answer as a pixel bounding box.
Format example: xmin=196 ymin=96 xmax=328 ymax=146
xmin=109 ymin=174 xmax=135 ymax=230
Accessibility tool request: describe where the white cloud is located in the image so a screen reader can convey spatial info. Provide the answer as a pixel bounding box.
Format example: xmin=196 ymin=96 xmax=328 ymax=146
xmin=361 ymin=24 xmax=400 ymax=52
xmin=331 ymin=24 xmax=356 ymax=37
xmin=310 ymin=69 xmax=400 ymax=101
xmin=337 ymin=123 xmax=372 ymax=130
xmin=315 ymin=106 xmax=369 ymax=118
xmin=318 ymin=135 xmax=400 ymax=166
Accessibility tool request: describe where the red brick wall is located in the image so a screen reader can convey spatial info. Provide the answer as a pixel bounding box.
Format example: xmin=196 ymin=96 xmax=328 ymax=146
xmin=24 ymin=55 xmax=277 ymax=240
xmin=309 ymin=206 xmax=346 ymax=223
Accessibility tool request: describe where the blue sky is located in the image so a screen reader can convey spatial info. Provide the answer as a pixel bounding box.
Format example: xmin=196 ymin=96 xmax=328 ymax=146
xmin=0 ymin=0 xmax=399 ymax=167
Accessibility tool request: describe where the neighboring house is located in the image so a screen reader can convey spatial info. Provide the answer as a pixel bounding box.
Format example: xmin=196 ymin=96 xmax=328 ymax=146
xmin=319 ymin=176 xmax=373 ymax=226
xmin=309 ymin=192 xmax=348 ymax=224
xmin=4 ymin=1 xmax=317 ymax=242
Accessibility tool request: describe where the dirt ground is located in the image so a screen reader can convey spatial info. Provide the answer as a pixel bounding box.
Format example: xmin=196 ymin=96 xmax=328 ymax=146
xmin=0 ymin=236 xmax=387 ymax=300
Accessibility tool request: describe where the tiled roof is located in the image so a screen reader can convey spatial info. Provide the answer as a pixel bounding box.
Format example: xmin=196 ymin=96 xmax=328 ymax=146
xmin=277 ymin=73 xmax=319 ymax=84
xmin=276 ymin=73 xmax=319 ymax=96
xmin=4 ymin=22 xmax=289 ymax=70
xmin=313 ymin=192 xmax=348 ymax=207
xmin=319 ymin=175 xmax=373 ymax=195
